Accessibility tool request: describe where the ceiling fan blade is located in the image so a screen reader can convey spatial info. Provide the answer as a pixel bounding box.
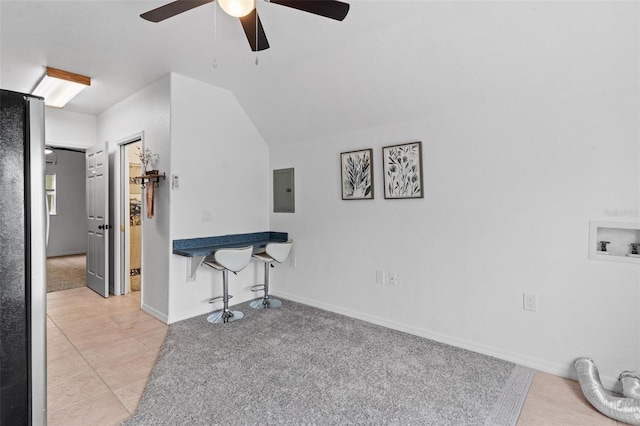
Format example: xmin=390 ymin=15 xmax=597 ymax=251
xmin=140 ymin=0 xmax=214 ymax=23
xmin=270 ymin=0 xmax=349 ymax=21
xmin=240 ymin=9 xmax=270 ymax=52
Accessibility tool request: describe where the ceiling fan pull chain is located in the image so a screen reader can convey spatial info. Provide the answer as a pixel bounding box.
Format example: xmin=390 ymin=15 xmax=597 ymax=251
xmin=254 ymin=0 xmax=259 ymax=65
xmin=212 ymin=3 xmax=218 ymax=68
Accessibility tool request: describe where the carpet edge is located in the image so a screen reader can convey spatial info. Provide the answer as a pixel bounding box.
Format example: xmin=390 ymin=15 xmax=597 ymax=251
xmin=484 ymin=365 xmax=536 ymax=426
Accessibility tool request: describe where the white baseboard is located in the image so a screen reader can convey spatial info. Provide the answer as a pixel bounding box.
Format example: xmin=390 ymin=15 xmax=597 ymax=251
xmin=273 ymin=291 xmax=620 ymax=391
xmin=142 ymin=303 xmax=169 ymax=324
xmin=166 ymin=292 xmax=256 ymax=324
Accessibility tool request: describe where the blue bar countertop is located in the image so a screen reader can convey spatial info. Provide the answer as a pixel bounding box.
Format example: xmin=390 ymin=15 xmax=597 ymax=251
xmin=173 ymin=231 xmax=288 ymax=257
xmin=173 ymin=231 xmax=288 ymax=279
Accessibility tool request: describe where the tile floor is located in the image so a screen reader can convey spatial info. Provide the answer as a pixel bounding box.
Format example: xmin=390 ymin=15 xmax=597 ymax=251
xmin=518 ymin=371 xmax=631 ymax=425
xmin=47 ymin=287 xmax=167 ymax=426
xmin=47 ymin=287 xmax=628 ymax=425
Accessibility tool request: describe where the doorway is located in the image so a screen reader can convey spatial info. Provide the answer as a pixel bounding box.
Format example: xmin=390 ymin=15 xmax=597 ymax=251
xmin=123 ymin=140 xmax=143 ymax=295
xmin=44 ymin=146 xmax=88 ymax=294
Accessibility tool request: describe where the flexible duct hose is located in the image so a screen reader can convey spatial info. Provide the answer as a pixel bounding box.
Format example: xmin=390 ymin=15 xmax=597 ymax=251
xmin=621 ymin=371 xmax=640 ymax=400
xmin=575 ymin=358 xmax=640 ymax=425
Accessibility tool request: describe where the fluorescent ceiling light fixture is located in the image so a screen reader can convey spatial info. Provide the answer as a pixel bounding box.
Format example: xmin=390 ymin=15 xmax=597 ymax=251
xmin=218 ymin=0 xmax=255 ymax=17
xmin=45 ymin=147 xmax=53 ymax=154
xmin=32 ymin=67 xmax=91 ymax=108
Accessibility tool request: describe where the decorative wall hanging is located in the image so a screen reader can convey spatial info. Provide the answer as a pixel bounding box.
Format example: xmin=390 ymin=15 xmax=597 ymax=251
xmin=133 ymin=147 xmax=163 ymax=218
xmin=340 ymin=148 xmax=373 ymax=200
xmin=136 ymin=146 xmax=159 ymax=175
xmin=382 ymin=141 xmax=423 ymax=199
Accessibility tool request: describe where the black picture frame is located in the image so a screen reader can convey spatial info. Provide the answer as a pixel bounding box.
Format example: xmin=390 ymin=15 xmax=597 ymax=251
xmin=382 ymin=141 xmax=423 ymax=199
xmin=340 ymin=148 xmax=374 ymax=200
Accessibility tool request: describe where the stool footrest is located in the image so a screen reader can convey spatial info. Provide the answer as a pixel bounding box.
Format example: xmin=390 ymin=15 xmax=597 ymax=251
xmin=251 ymin=284 xmax=265 ymax=292
xmin=209 ymin=294 xmax=233 ymax=303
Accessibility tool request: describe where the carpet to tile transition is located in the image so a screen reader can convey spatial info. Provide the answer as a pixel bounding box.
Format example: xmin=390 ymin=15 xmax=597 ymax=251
xmin=125 ymin=300 xmax=533 ymax=425
xmin=46 ymin=254 xmax=86 ymax=293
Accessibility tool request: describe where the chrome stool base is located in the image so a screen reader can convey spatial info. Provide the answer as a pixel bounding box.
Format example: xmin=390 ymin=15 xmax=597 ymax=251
xmin=250 ymin=297 xmax=282 ymax=309
xmin=207 ymin=309 xmax=244 ymax=324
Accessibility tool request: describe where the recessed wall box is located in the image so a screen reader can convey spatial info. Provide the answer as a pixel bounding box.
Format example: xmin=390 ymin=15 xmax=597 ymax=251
xmin=588 ymin=221 xmax=640 ymax=264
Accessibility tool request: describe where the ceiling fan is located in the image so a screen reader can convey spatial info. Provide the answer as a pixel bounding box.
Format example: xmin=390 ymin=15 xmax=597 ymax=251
xmin=140 ymin=0 xmax=350 ymax=52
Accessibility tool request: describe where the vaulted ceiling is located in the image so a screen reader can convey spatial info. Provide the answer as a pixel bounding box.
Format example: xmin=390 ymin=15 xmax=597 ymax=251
xmin=1 ymin=1 xmax=634 ymax=146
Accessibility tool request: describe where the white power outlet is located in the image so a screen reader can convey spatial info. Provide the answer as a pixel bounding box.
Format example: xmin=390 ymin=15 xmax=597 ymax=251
xmin=376 ymin=270 xmax=385 ymax=284
xmin=523 ymin=293 xmax=537 ymax=312
xmin=389 ymin=272 xmax=397 ymax=286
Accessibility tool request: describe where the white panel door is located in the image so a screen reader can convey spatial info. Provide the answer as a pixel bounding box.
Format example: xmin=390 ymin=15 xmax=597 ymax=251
xmin=86 ymin=142 xmax=109 ymax=297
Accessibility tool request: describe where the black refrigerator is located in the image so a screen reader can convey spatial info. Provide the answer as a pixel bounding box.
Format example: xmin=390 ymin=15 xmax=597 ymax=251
xmin=0 ymin=90 xmax=47 ymax=424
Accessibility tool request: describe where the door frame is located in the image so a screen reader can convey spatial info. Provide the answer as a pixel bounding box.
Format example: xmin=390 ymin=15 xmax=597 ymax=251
xmin=115 ymin=132 xmax=144 ymax=298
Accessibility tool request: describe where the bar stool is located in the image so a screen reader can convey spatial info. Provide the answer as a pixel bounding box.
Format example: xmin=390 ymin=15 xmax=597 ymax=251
xmin=204 ymin=246 xmax=253 ymax=324
xmin=250 ymin=240 xmax=293 ymax=309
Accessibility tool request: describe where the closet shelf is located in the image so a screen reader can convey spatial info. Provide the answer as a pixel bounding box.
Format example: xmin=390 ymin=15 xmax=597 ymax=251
xmin=135 ymin=172 xmax=165 ymax=188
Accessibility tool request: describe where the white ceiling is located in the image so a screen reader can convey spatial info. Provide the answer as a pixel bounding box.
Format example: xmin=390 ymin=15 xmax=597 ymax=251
xmin=1 ymin=1 xmax=634 ymax=146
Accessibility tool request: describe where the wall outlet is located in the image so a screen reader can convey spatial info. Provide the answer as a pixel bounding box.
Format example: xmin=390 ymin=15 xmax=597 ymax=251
xmin=201 ymin=210 xmax=212 ymax=222
xmin=389 ymin=272 xmax=397 ymax=286
xmin=523 ymin=293 xmax=537 ymax=312
xmin=172 ymin=174 xmax=179 ymax=190
xmin=376 ymin=270 xmax=385 ymax=284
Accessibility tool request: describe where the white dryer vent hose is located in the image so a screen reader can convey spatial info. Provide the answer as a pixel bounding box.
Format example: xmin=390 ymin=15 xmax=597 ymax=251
xmin=575 ymin=357 xmax=640 ymax=425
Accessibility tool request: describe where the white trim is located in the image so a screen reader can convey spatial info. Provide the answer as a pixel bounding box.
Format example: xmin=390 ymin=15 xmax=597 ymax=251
xmin=114 ymin=132 xmax=144 ymax=298
xmin=273 ymin=290 xmax=621 ymax=391
xmin=29 ymin=97 xmax=47 ymax=425
xmin=46 ymin=139 xmax=92 ymax=150
xmin=142 ymin=303 xmax=168 ymax=324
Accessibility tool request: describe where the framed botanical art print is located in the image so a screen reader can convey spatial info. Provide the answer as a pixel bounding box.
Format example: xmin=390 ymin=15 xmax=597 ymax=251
xmin=382 ymin=141 xmax=423 ymax=199
xmin=340 ymin=148 xmax=374 ymax=200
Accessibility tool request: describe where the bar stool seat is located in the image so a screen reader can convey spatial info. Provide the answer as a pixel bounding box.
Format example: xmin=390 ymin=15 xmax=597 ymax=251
xmin=204 ymin=245 xmax=253 ymax=324
xmin=250 ymin=240 xmax=293 ymax=309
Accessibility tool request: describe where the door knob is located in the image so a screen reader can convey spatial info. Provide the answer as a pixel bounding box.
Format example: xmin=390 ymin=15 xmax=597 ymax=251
xmin=98 ymin=224 xmax=112 ymax=230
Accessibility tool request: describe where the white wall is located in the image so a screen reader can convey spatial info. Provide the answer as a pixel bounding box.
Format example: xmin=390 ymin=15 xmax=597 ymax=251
xmin=45 ymin=149 xmax=86 ymax=257
xmin=167 ymin=73 xmax=270 ymax=323
xmin=97 ymin=75 xmax=171 ymax=321
xmin=45 ymin=108 xmax=97 ymax=149
xmin=96 ymin=72 xmax=270 ymax=323
xmin=269 ymin=4 xmax=640 ymax=389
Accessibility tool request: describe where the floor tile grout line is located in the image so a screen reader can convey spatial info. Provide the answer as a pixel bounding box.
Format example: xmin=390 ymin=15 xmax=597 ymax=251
xmin=47 ymin=295 xmax=140 ymax=418
xmin=46 ymin=288 xmax=161 ymax=422
xmin=47 ymin=313 xmax=129 ymax=416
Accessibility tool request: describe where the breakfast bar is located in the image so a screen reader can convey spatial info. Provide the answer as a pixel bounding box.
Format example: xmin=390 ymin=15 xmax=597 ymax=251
xmin=173 ymin=231 xmax=288 ymax=279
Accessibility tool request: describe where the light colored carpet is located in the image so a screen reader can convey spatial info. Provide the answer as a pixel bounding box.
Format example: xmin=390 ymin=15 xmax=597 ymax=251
xmin=124 ymin=299 xmax=532 ymax=425
xmin=46 ymin=254 xmax=86 ymax=293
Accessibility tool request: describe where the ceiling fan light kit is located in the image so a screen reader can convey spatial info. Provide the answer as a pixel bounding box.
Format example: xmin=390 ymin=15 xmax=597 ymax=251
xmin=140 ymin=0 xmax=350 ymax=52
xmin=218 ymin=0 xmax=255 ymax=18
